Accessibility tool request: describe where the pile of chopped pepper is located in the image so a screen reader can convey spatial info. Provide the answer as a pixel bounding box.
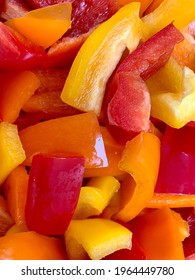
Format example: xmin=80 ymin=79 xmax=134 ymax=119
xmin=0 ymin=0 xmax=195 ymax=260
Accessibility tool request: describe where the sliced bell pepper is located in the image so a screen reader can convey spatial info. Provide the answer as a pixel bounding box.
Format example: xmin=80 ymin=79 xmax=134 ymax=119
xmin=147 ymin=57 xmax=184 ymax=94
xmin=144 ymin=0 xmax=164 ymax=14
xmin=3 ymin=165 xmax=28 ymax=225
xmin=148 ymin=193 xmax=195 ymax=208
xmin=150 ymin=67 xmax=195 ymax=128
xmin=104 ymin=23 xmax=183 ymax=133
xmin=5 ymin=3 xmax=72 ymax=49
xmin=60 ymin=2 xmax=142 ymax=116
xmin=25 ymin=153 xmax=85 ymax=235
xmin=0 ymin=196 xmax=14 ymax=236
xmin=103 ymin=235 xmax=146 ymax=260
xmin=0 ymin=122 xmax=26 ymax=185
xmin=130 ymin=207 xmax=188 ymax=260
xmin=155 ymin=125 xmax=195 ymax=194
xmin=114 ymin=131 xmax=160 ymax=222
xmin=65 ymin=218 xmax=132 ymax=260
xmin=65 ymin=0 xmax=120 ymax=38
xmin=117 ymin=0 xmax=153 ymax=16
xmin=172 ymin=31 xmax=195 ymax=72
xmin=73 ymin=176 xmax=120 ymax=219
xmin=0 ymin=22 xmax=47 ymax=70
xmin=0 ymin=71 xmax=40 ymax=123
xmin=142 ymin=0 xmax=195 ymax=38
xmin=84 ymin=126 xmax=125 ymax=177
xmin=0 ymin=231 xmax=67 ymax=260
xmin=19 ymin=112 xmax=108 ymax=168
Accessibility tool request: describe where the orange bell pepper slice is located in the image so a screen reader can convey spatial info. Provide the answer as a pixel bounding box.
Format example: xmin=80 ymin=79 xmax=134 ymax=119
xmin=84 ymin=126 xmax=125 ymax=177
xmin=19 ymin=112 xmax=108 ymax=169
xmin=131 ymin=207 xmax=188 ymax=260
xmin=5 ymin=3 xmax=72 ymax=49
xmin=114 ymin=131 xmax=160 ymax=221
xmin=0 ymin=196 xmax=14 ymax=236
xmin=3 ymin=165 xmax=28 ymax=225
xmin=0 ymin=71 xmax=40 ymax=123
xmin=147 ymin=193 xmax=195 ymax=208
xmin=0 ymin=231 xmax=67 ymax=260
xmin=65 ymin=218 xmax=132 ymax=260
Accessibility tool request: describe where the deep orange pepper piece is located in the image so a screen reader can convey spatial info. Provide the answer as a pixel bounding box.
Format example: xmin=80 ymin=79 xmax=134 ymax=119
xmin=19 ymin=112 xmax=108 ymax=169
xmin=0 ymin=231 xmax=67 ymax=260
xmin=130 ymin=207 xmax=188 ymax=260
xmin=0 ymin=71 xmax=40 ymax=123
xmin=114 ymin=132 xmax=160 ymax=221
xmin=3 ymin=165 xmax=28 ymax=225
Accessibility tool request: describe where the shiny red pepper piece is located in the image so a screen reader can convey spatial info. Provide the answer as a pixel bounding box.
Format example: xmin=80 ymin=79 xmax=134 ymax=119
xmin=0 ymin=22 xmax=47 ymax=70
xmin=104 ymin=23 xmax=184 ymax=133
xmin=155 ymin=125 xmax=195 ymax=194
xmin=25 ymin=153 xmax=85 ymax=235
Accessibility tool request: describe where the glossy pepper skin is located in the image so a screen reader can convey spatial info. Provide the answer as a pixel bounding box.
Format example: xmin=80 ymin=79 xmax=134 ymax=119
xmin=25 ymin=154 xmax=85 ymax=235
xmin=155 ymin=125 xmax=195 ymax=194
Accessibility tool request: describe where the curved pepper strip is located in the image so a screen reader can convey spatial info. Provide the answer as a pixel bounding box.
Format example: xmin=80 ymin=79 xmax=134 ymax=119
xmin=5 ymin=3 xmax=72 ymax=49
xmin=61 ymin=2 xmax=142 ymax=116
xmin=130 ymin=207 xmax=188 ymax=260
xmin=149 ymin=67 xmax=195 ymax=128
xmin=3 ymin=165 xmax=28 ymax=225
xmin=0 ymin=196 xmax=14 ymax=236
xmin=73 ymin=176 xmax=120 ymax=219
xmin=114 ymin=131 xmax=160 ymax=222
xmin=142 ymin=0 xmax=195 ymax=39
xmin=0 ymin=231 xmax=67 ymax=260
xmin=0 ymin=71 xmax=40 ymax=123
xmin=147 ymin=193 xmax=195 ymax=208
xmin=0 ymin=122 xmax=26 ymax=186
xmin=65 ymin=218 xmax=132 ymax=260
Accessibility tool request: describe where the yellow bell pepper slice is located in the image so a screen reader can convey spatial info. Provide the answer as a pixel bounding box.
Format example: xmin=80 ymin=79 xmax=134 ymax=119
xmin=5 ymin=3 xmax=72 ymax=49
xmin=114 ymin=132 xmax=160 ymax=222
xmin=150 ymin=67 xmax=195 ymax=128
xmin=147 ymin=57 xmax=184 ymax=94
xmin=61 ymin=2 xmax=142 ymax=116
xmin=0 ymin=122 xmax=26 ymax=185
xmin=142 ymin=0 xmax=195 ymax=38
xmin=65 ymin=218 xmax=132 ymax=260
xmin=73 ymin=176 xmax=120 ymax=219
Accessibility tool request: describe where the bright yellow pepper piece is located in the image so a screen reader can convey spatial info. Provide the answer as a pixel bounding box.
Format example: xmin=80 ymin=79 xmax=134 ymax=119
xmin=65 ymin=218 xmax=132 ymax=260
xmin=142 ymin=0 xmax=195 ymax=38
xmin=61 ymin=2 xmax=142 ymax=116
xmin=114 ymin=132 xmax=160 ymax=222
xmin=147 ymin=57 xmax=184 ymax=94
xmin=73 ymin=176 xmax=120 ymax=219
xmin=5 ymin=3 xmax=72 ymax=49
xmin=150 ymin=67 xmax=195 ymax=128
xmin=0 ymin=122 xmax=26 ymax=185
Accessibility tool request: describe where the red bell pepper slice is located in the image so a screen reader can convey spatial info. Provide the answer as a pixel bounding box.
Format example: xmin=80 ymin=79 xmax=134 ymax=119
xmin=0 ymin=22 xmax=47 ymax=70
xmin=104 ymin=23 xmax=184 ymax=133
xmin=45 ymin=0 xmax=119 ymax=68
xmin=155 ymin=125 xmax=195 ymax=194
xmin=25 ymin=153 xmax=85 ymax=235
